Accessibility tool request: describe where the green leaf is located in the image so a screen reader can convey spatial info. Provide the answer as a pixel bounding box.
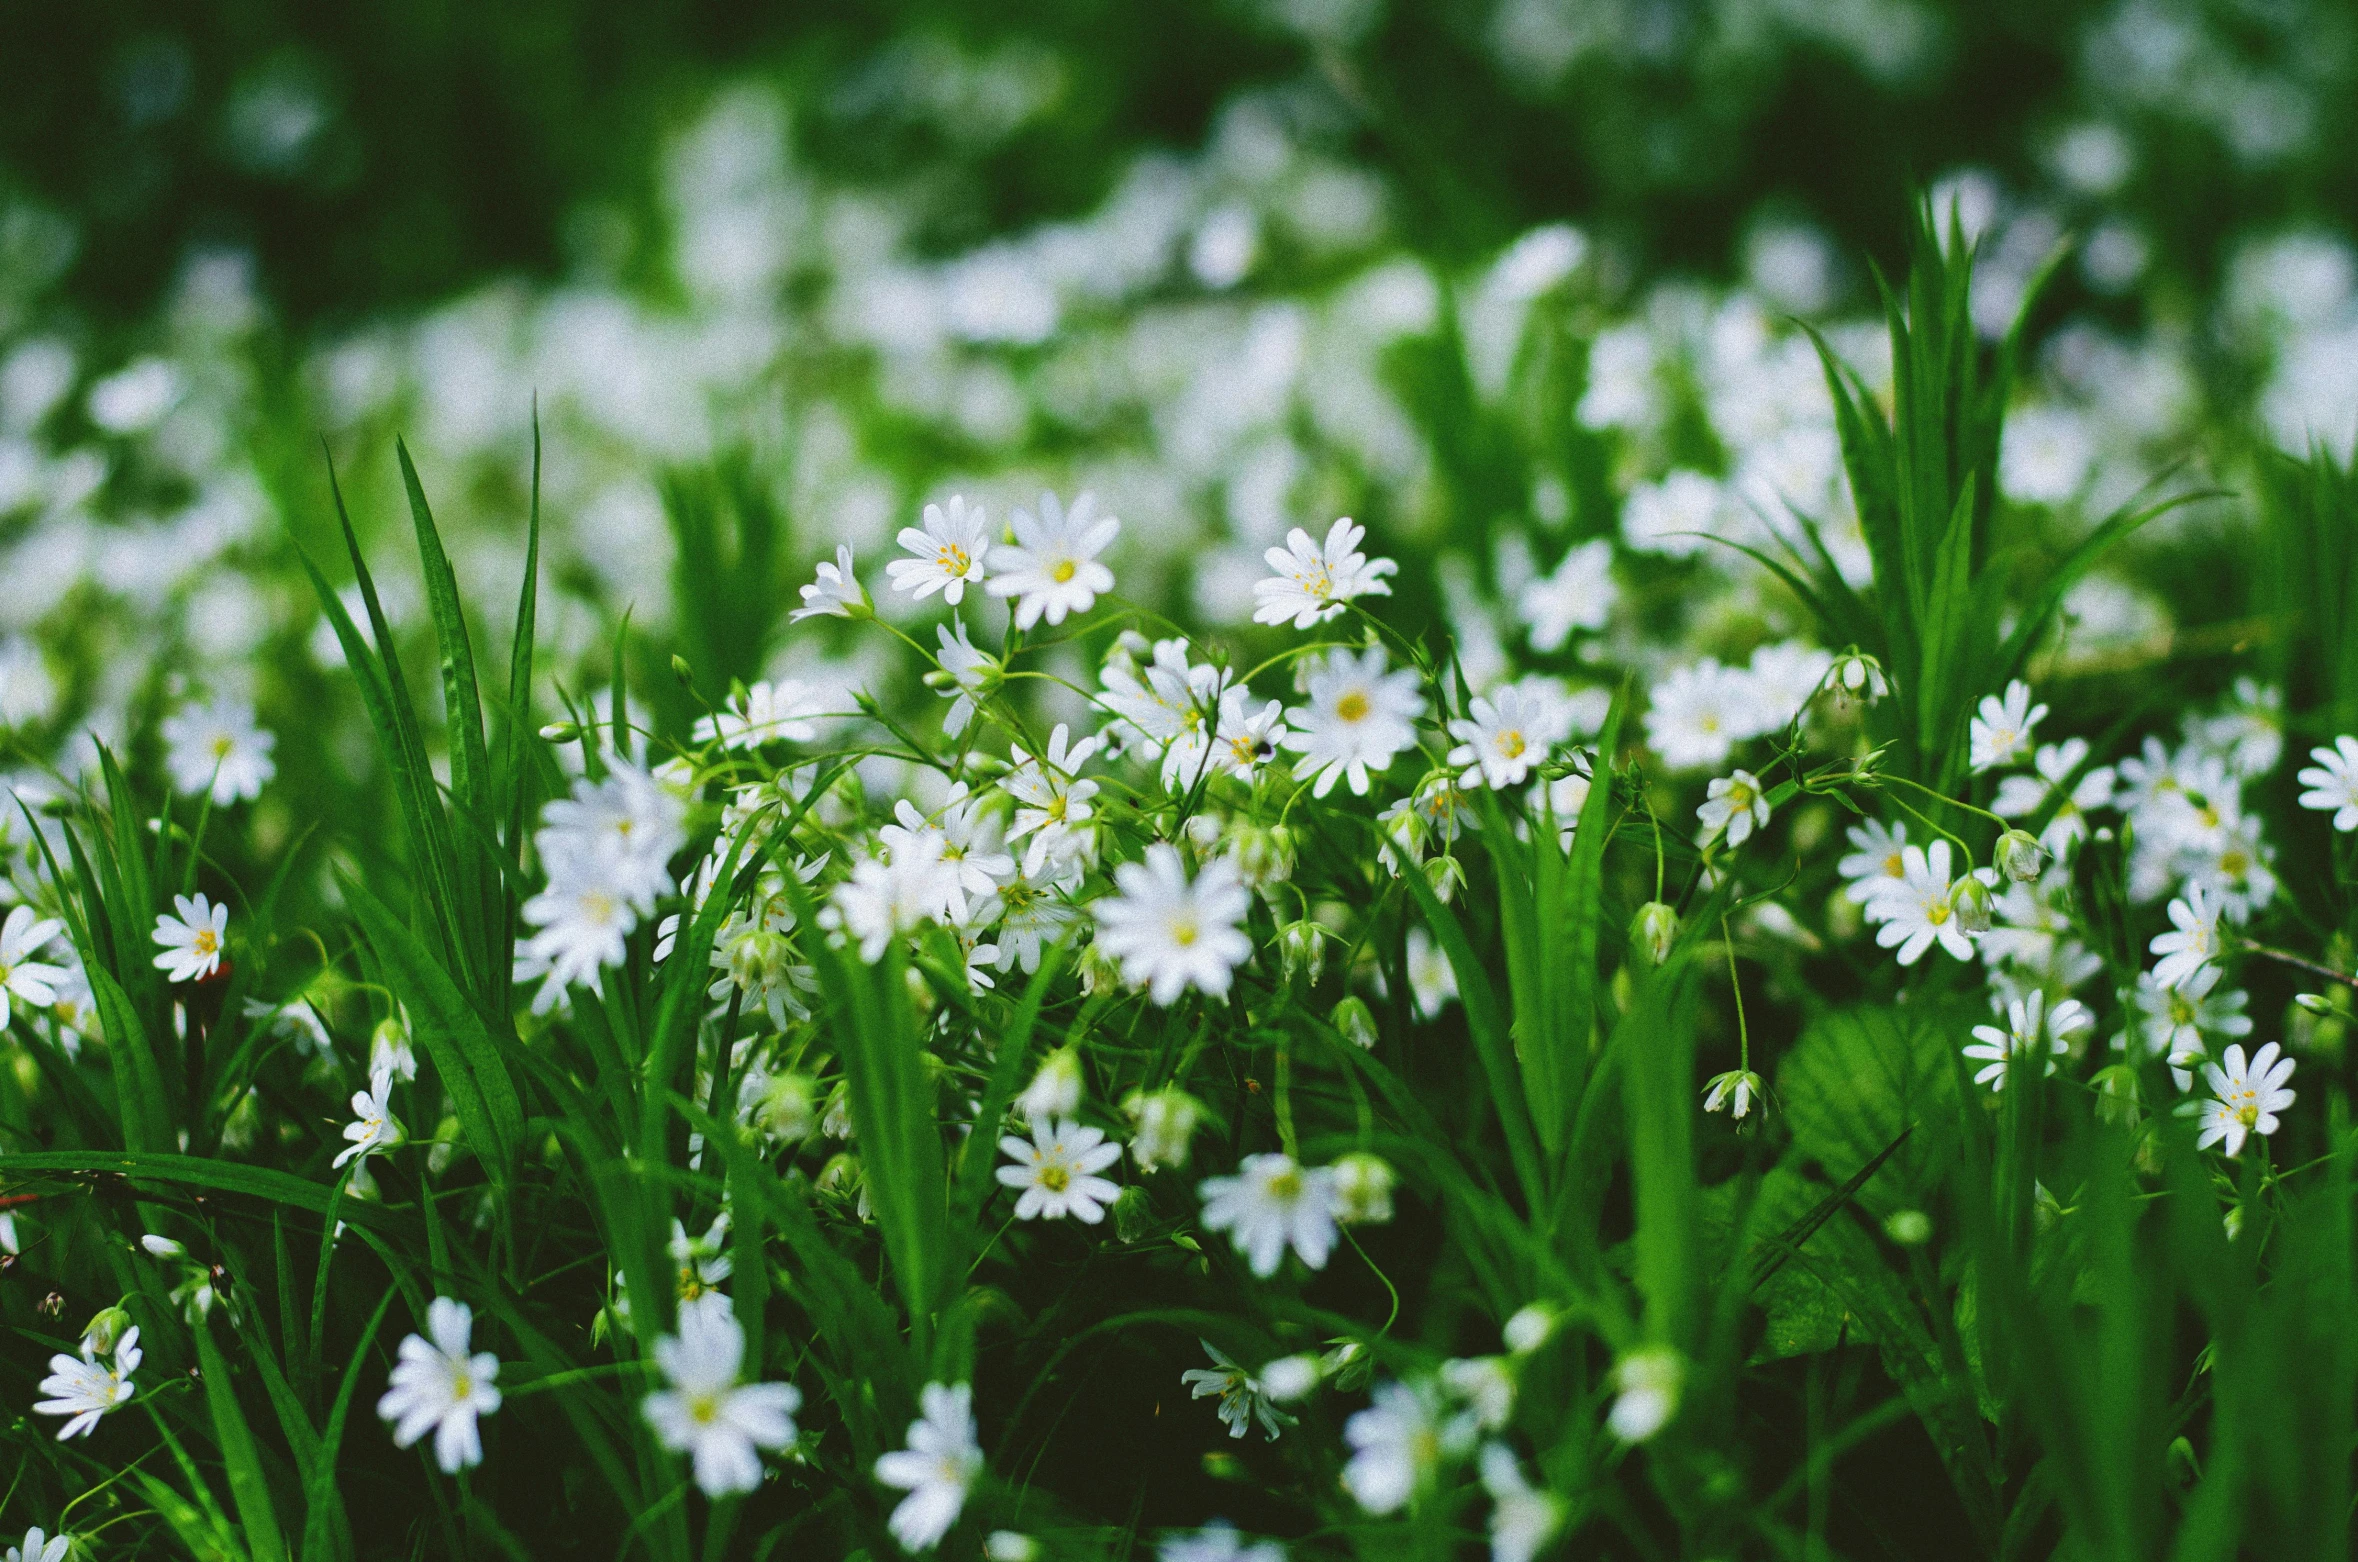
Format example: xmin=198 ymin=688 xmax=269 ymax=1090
xmin=1777 ymin=1004 xmax=1964 ymax=1220
xmin=194 ymin=1319 xmax=291 ymax=1562
xmin=0 ymin=1150 xmax=405 ymax=1231
xmin=341 ymin=873 xmax=524 ymax=1188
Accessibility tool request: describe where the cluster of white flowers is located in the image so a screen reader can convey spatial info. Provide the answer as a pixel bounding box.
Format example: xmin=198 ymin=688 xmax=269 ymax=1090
xmin=518 ymin=761 xmax=689 ymax=1011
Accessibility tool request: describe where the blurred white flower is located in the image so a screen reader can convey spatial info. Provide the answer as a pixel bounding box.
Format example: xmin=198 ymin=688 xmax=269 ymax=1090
xmin=378 ymin=1297 xmax=502 ymax=1474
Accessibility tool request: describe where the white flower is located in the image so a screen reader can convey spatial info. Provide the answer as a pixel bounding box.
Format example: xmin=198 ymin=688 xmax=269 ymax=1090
xmin=693 ymin=680 xmax=824 ymax=751
xmin=1016 ymin=1046 xmax=1085 ymax=1124
xmin=536 ymin=763 xmax=687 ymax=913
xmin=2128 ymin=965 xmax=2251 ymax=1081
xmin=1101 ymin=638 xmax=1227 ymax=790
xmin=1282 ymin=647 xmax=1425 ymax=799
xmin=792 ymin=543 xmax=871 ymax=622
xmin=1866 ymin=842 xmax=1979 ymax=966
xmin=1480 ymin=1443 xmax=1564 ymax=1562
xmin=2149 ymin=884 xmax=2221 ymax=992
xmin=1440 ymin=1356 xmax=1514 ymax=1431
xmin=888 ymin=495 xmax=993 ymax=604
xmin=152 ymin=892 xmax=229 ymax=983
xmin=2296 ymin=736 xmax=2358 ymax=831
xmin=996 ymin=1119 xmax=1123 ymax=1222
xmin=1252 ymin=517 xmax=1397 ymax=629
xmin=1342 ymin=1379 xmax=1468 ymax=1514
xmin=828 ymin=841 xmax=958 ymax=963
xmin=1446 ymin=684 xmax=1567 ymax=790
xmin=1697 ymin=769 xmax=1771 ymax=847
xmin=1209 ymin=689 xmax=1289 ymax=781
xmin=1159 ymin=1521 xmax=1286 ymax=1562
xmin=641 ymin=1306 xmax=801 ymax=1497
xmin=1962 ymin=991 xmax=2092 ymax=1092
xmin=1094 ymin=844 xmax=1252 ymax=1005
xmin=1968 ymin=680 xmax=2048 ymax=773
xmin=519 ymin=867 xmax=635 ymax=1002
xmin=874 ymin=1382 xmax=982 ymax=1553
xmin=1643 ymin=659 xmax=1757 ymax=772
xmin=7 ymin=1527 xmax=70 ymax=1562
xmin=335 ymin=1068 xmax=403 ymax=1169
xmin=1516 ymin=537 xmax=1615 ymax=653
xmin=1003 ymin=723 xmax=1102 ymax=875
xmin=1198 ymin=1153 xmax=1339 ymax=1277
xmin=931 ymin=619 xmax=1001 ymax=738
xmin=2194 ymin=1042 xmax=2296 ymax=1158
xmin=36 ymin=1326 xmax=141 ymax=1439
xmin=1992 ymin=738 xmax=2115 ymax=857
xmin=1838 ymin=819 xmax=1912 ymax=904
xmin=882 ymin=791 xmax=1012 ymax=927
xmin=378 ymin=1297 xmax=502 ymax=1473
xmin=1181 ymin=1342 xmax=1295 ymax=1441
xmin=1746 ymin=641 xmax=1835 ymax=731
xmin=0 ymin=905 xmax=65 ymax=1027
xmin=988 ymin=491 xmax=1118 ymax=629
xmin=1607 ymin=1347 xmax=1682 ymax=1441
xmin=162 ymin=696 xmax=277 ymax=806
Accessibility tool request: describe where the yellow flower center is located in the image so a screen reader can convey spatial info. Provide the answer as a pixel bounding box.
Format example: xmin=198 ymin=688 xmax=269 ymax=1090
xmin=1169 ymin=916 xmax=1199 ymax=948
xmin=942 ymin=545 xmax=970 ymax=572
xmin=1926 ymin=902 xmax=1951 ymax=925
xmin=1039 ymin=1163 xmax=1070 ymax=1193
xmin=1266 ymin=1167 xmax=1302 ymax=1200
xmin=194 ymin=929 xmax=219 ymax=957
xmin=1052 ymin=559 xmax=1077 ymax=583
xmin=1335 ymin=691 xmax=1370 ymax=723
xmin=452 ymin=1371 xmax=473 ymax=1398
xmin=688 ymin=1392 xmax=722 ymax=1425
xmin=212 ymin=735 xmax=234 ymax=758
xmin=2220 ymin=850 xmax=2248 ymax=877
xmin=1496 ymin=731 xmax=1526 ymax=759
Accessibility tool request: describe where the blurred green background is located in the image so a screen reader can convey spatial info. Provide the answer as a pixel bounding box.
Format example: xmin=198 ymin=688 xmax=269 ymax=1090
xmin=7 ymin=0 xmax=2350 ymax=330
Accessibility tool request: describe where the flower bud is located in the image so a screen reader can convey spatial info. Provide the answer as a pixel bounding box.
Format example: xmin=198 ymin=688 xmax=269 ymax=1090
xmin=1331 ymin=995 xmax=1379 ymax=1051
xmin=140 ymin=1234 xmax=188 ymax=1261
xmin=1701 ymin=1069 xmax=1764 ymax=1119
xmin=1330 ymin=1152 xmax=1396 ymax=1226
xmin=1321 ymin=1338 xmax=1372 ymax=1392
xmin=1112 ymin=1184 xmax=1154 ymax=1243
xmin=1277 ymin=920 xmax=1326 ymax=987
xmin=1832 ymin=651 xmax=1888 ymax=702
xmin=1123 ymin=1087 xmax=1205 ymax=1172
xmin=81 ymin=1305 xmax=133 ymax=1358
xmin=1607 ymin=1347 xmax=1683 ymax=1442
xmin=1632 ymin=901 xmax=1679 ymax=966
xmin=1503 ymin=1304 xmax=1555 ymax=1355
xmin=1947 ymin=874 xmax=1993 ymax=934
xmin=1995 ymin=829 xmax=2047 ymax=883
xmin=1883 ymin=1209 xmax=1933 ymax=1246
xmin=754 ymin=1071 xmax=818 ymax=1143
xmin=1017 ymin=1047 xmax=1085 ymax=1124
xmin=985 ymin=1533 xmax=1040 ymax=1562
xmin=1261 ymin=1352 xmax=1321 ymax=1402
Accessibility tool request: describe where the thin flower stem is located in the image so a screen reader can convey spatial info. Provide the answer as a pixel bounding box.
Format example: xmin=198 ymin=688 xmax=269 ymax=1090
xmin=1343 ymin=1225 xmax=1400 ymax=1338
xmin=1722 ymin=914 xmax=1750 ymax=1074
xmin=2232 ymin=938 xmax=2358 ymax=991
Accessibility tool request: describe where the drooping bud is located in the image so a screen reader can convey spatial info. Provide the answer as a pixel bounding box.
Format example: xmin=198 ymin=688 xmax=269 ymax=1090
xmin=1995 ymin=828 xmax=2047 ymax=883
xmin=1122 ymin=1087 xmax=1206 ymax=1172
xmin=1111 ymin=1184 xmax=1154 ymax=1243
xmin=1831 ymin=650 xmax=1888 ymax=703
xmin=1277 ymin=920 xmax=1326 ymax=987
xmin=1017 ymin=1047 xmax=1085 ymax=1124
xmin=81 ymin=1305 xmax=134 ymax=1359
xmin=1331 ymin=995 xmax=1379 ymax=1051
xmin=1632 ymin=901 xmax=1679 ymax=966
xmin=1948 ymin=874 xmax=1994 ymax=934
xmin=1701 ymin=1068 xmax=1764 ymax=1119
xmin=1330 ymin=1152 xmax=1396 ymax=1226
xmin=1503 ymin=1304 xmax=1555 ymax=1355
xmin=753 ymin=1071 xmax=818 ymax=1143
xmin=1261 ymin=1353 xmax=1321 ymax=1402
xmin=1884 ymin=1209 xmax=1933 ymax=1246
xmin=1607 ymin=1347 xmax=1683 ymax=1442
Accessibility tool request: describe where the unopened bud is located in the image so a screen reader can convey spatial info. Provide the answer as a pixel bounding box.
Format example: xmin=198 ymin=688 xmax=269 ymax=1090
xmin=1330 ymin=1152 xmax=1396 ymax=1225
xmin=1111 ymin=1184 xmax=1154 ymax=1243
xmin=1884 ymin=1209 xmax=1933 ymax=1246
xmin=1277 ymin=920 xmax=1326 ymax=987
xmin=1017 ymin=1047 xmax=1085 ymax=1124
xmin=82 ymin=1305 xmax=133 ymax=1358
xmin=1995 ymin=829 xmax=2046 ymax=883
xmin=1503 ymin=1304 xmax=1555 ymax=1355
xmin=1123 ymin=1087 xmax=1205 ymax=1171
xmin=1948 ymin=875 xmax=1993 ymax=934
xmin=671 ymin=655 xmax=695 ymax=686
xmin=141 ymin=1234 xmax=188 ymax=1261
xmin=1331 ymin=995 xmax=1379 ymax=1051
xmin=1261 ymin=1352 xmax=1320 ymax=1402
xmin=1632 ymin=901 xmax=1679 ymax=966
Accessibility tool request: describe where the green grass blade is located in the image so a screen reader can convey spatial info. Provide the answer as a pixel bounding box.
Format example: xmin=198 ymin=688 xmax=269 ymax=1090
xmin=194 ymin=1318 xmax=292 ymax=1562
